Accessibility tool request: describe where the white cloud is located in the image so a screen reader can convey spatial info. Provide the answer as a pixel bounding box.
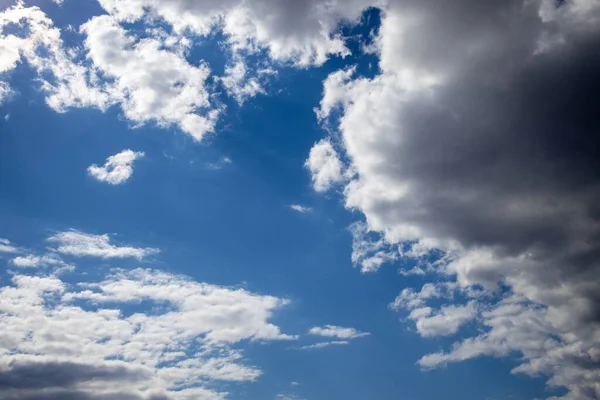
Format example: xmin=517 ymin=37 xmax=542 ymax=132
xmin=390 ymin=283 xmax=476 ymax=337
xmin=409 ymin=302 xmax=477 ymax=337
xmin=88 ymin=149 xmax=145 ymax=185
xmin=47 ymin=231 xmax=159 ymax=260
xmin=299 ymin=340 xmax=349 ymax=350
xmin=0 ymin=4 xmax=220 ymax=141
xmin=0 ymin=2 xmax=111 ymax=113
xmin=416 ymin=294 xmax=600 ymax=400
xmin=308 ymin=325 xmax=369 ymax=340
xmin=96 ymin=0 xmax=372 ymax=67
xmin=80 ymin=15 xmax=220 ymax=141
xmin=0 ymin=238 xmax=19 ymax=254
xmin=304 ymin=139 xmax=344 ymax=192
xmin=290 ymin=204 xmax=312 ymax=213
xmin=349 ymin=222 xmax=398 ymax=273
xmin=11 ymin=253 xmax=65 ymax=268
xmin=0 ymin=265 xmax=295 ymax=399
xmin=220 ymin=59 xmax=265 ymax=104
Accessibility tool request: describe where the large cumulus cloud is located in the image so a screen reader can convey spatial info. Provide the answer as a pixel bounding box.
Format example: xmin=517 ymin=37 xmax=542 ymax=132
xmin=311 ymin=0 xmax=600 ymax=398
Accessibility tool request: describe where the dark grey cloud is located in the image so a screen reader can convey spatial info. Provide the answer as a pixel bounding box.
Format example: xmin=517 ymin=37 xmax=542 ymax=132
xmin=0 ymin=360 xmax=155 ymax=400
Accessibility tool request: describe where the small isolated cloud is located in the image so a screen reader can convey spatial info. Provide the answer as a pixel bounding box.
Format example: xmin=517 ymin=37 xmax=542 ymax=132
xmin=0 ymin=238 xmax=19 ymax=254
xmin=308 ymin=325 xmax=370 ymax=340
xmin=290 ymin=204 xmax=312 ymax=213
xmin=47 ymin=231 xmax=158 ymax=260
xmin=305 ymin=139 xmax=344 ymax=192
xmin=88 ymin=149 xmax=144 ymax=185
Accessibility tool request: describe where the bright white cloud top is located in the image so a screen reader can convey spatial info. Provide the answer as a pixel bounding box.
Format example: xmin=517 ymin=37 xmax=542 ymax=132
xmin=88 ymin=149 xmax=144 ymax=185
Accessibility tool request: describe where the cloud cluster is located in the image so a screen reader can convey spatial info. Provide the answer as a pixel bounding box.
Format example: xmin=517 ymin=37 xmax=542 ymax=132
xmin=88 ymin=149 xmax=145 ymax=185
xmin=95 ymin=0 xmax=372 ymax=67
xmin=0 ymin=258 xmax=294 ymax=399
xmin=0 ymin=2 xmax=219 ymax=140
xmin=0 ymin=0 xmax=375 ymax=140
xmin=309 ymin=0 xmax=600 ymax=397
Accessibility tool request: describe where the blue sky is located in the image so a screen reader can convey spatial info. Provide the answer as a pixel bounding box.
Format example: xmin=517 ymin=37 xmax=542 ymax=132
xmin=1 ymin=1 xmax=599 ymax=400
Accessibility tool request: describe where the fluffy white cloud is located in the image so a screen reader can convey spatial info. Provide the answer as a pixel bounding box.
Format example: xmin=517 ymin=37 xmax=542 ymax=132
xmin=81 ymin=15 xmax=220 ymax=141
xmin=220 ymin=59 xmax=265 ymax=104
xmin=96 ymin=0 xmax=372 ymax=67
xmin=410 ymin=302 xmax=477 ymax=337
xmin=0 ymin=264 xmax=294 ymax=399
xmin=0 ymin=3 xmax=219 ymax=141
xmin=304 ymin=139 xmax=344 ymax=192
xmin=391 ymin=283 xmax=476 ymax=337
xmin=0 ymin=2 xmax=111 ymax=112
xmin=88 ymin=149 xmax=145 ymax=185
xmin=290 ymin=204 xmax=312 ymax=213
xmin=47 ymin=231 xmax=159 ymax=260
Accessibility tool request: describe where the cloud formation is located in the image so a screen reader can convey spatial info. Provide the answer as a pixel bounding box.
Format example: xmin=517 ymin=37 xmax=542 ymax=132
xmin=47 ymin=231 xmax=159 ymax=260
xmin=310 ymin=0 xmax=600 ymax=397
xmin=88 ymin=149 xmax=145 ymax=185
xmin=0 ymin=264 xmax=294 ymax=399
